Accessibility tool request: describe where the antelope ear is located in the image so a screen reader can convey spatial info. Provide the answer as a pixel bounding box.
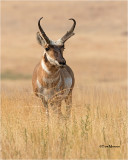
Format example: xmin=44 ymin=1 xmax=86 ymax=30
xmin=36 ymin=32 xmax=45 ymax=47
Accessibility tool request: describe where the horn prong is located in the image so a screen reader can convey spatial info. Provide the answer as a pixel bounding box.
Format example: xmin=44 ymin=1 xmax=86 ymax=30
xmin=59 ymin=18 xmax=76 ymax=43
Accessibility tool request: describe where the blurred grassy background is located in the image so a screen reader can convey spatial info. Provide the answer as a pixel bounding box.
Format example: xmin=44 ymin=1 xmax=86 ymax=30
xmin=1 ymin=1 xmax=127 ymax=87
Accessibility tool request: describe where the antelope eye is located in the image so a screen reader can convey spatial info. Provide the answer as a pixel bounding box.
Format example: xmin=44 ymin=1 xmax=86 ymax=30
xmin=45 ymin=47 xmax=50 ymax=51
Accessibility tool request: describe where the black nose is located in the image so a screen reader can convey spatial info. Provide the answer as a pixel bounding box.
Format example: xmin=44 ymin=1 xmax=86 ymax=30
xmin=59 ymin=60 xmax=66 ymax=65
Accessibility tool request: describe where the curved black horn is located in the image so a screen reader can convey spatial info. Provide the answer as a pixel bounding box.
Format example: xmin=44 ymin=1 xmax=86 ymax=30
xmin=38 ymin=17 xmax=50 ymax=44
xmin=68 ymin=18 xmax=76 ymax=34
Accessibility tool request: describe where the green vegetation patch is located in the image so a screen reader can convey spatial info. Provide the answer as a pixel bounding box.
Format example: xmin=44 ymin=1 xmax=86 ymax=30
xmin=1 ymin=71 xmax=32 ymax=80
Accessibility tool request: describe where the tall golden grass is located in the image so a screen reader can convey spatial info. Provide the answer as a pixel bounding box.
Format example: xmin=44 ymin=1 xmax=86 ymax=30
xmin=1 ymin=84 xmax=127 ymax=159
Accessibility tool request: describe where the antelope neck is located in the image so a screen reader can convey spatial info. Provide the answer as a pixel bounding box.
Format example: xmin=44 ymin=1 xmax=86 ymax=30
xmin=41 ymin=55 xmax=60 ymax=76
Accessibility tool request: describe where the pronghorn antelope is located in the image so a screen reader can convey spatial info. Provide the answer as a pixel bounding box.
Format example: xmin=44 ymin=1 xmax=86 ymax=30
xmin=32 ymin=17 xmax=76 ymax=118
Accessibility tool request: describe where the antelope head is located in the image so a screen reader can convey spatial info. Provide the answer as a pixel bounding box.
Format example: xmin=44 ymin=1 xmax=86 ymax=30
xmin=37 ymin=17 xmax=76 ymax=67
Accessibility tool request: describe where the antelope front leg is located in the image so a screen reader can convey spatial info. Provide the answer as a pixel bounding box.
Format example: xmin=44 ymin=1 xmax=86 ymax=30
xmin=65 ymin=92 xmax=72 ymax=118
xmin=50 ymin=100 xmax=63 ymax=119
xmin=42 ymin=98 xmax=49 ymax=118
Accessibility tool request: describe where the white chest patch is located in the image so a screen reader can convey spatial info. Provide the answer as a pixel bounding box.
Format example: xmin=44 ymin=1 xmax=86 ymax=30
xmin=62 ymin=76 xmax=72 ymax=96
xmin=36 ymin=67 xmax=73 ymax=102
xmin=37 ymin=79 xmax=42 ymax=89
xmin=41 ymin=60 xmax=51 ymax=74
xmin=64 ymin=77 xmax=72 ymax=89
xmin=43 ymin=74 xmax=60 ymax=83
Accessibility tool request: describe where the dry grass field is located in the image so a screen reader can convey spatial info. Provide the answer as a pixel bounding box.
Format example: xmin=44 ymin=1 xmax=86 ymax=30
xmin=1 ymin=1 xmax=127 ymax=159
